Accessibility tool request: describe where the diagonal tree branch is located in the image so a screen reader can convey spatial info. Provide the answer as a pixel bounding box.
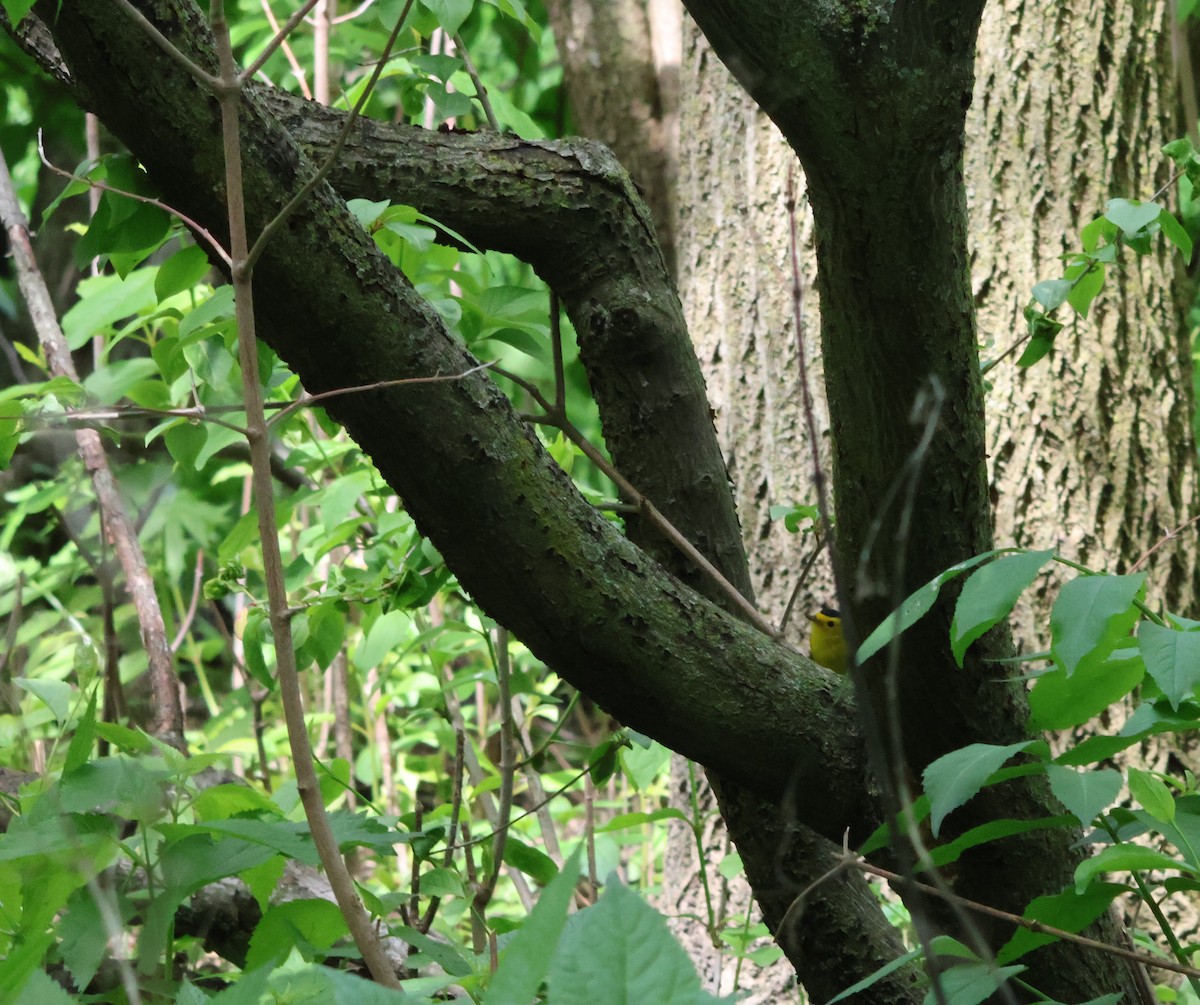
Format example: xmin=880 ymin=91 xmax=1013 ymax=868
xmin=33 ymin=0 xmax=877 ymax=845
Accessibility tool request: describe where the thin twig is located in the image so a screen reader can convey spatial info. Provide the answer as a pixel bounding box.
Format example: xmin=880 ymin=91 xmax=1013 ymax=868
xmin=1130 ymin=513 xmax=1200 ymax=573
xmin=209 ymin=0 xmax=399 ymax=985
xmin=255 ymin=0 xmax=312 ymax=99
xmin=170 ymin=549 xmax=206 ymax=653
xmin=493 ymin=365 xmax=778 ymax=638
xmin=455 ymin=33 xmax=500 ymax=131
xmin=333 ymin=0 xmax=377 ymax=24
xmin=267 ymin=361 xmax=496 ymax=427
xmin=778 ymin=528 xmax=827 ymax=635
xmin=244 ymin=0 xmax=415 ymax=273
xmin=239 ymin=0 xmax=324 ymax=84
xmin=854 ymin=858 xmax=1198 ymax=981
xmin=37 ymin=133 xmax=231 ymax=267
xmin=0 ymin=142 xmax=185 ymax=749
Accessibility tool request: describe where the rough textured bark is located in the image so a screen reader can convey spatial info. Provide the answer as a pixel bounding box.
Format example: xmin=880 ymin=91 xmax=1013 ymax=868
xmin=969 ymin=0 xmax=1197 ymax=634
xmin=545 ymin=0 xmax=680 ymax=273
xmin=34 ymin=2 xmax=881 ymax=835
xmin=664 ymin=19 xmax=853 ymax=1003
xmin=969 ymin=0 xmax=1200 ymax=958
xmin=679 ymin=0 xmax=1143 ymax=997
xmin=674 ymin=23 xmax=834 ymax=631
xmin=9 ymin=0 xmax=1163 ymax=998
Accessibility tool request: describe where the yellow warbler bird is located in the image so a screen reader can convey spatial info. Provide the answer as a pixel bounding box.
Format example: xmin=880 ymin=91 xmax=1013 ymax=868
xmin=807 ymin=607 xmax=849 ymax=674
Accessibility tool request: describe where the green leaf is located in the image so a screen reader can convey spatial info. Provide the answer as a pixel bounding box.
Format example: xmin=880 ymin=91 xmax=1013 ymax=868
xmin=484 ymin=850 xmax=581 ymax=1005
xmin=597 ymin=808 xmax=690 ymax=833
xmin=924 ymin=962 xmax=1025 ymax=1005
xmin=997 ymin=883 xmax=1126 ymax=964
xmin=347 ymin=198 xmax=392 ymax=229
xmin=1104 ymin=198 xmax=1161 ymax=235
xmin=13 ymin=677 xmax=71 ymax=724
xmin=1128 ymin=768 xmax=1175 ymax=823
xmin=60 ymin=270 xmax=159 ymax=349
xmin=2 ymin=0 xmax=37 ymax=26
xmin=619 ymin=738 xmax=672 ymax=791
xmin=1080 ymin=215 xmax=1119 ymax=253
xmin=857 ymin=552 xmax=1001 ymax=665
xmin=1138 ymin=621 xmax=1200 ymax=710
xmin=203 ymin=964 xmax=273 ymax=1004
xmin=1157 ymin=208 xmax=1194 ymax=259
xmin=355 ymin=609 xmax=411 ymax=671
xmin=242 ymin=608 xmax=275 ymax=690
xmin=164 ymin=419 xmax=208 ymax=470
xmin=13 ymin=968 xmax=75 ymax=1005
xmin=503 ymin=836 xmax=558 ymax=885
xmin=1017 ymin=305 xmax=1063 ymax=367
xmin=1028 ymin=649 xmax=1145 ymax=731
xmin=394 ymin=925 xmax=473 ymax=978
xmin=923 ymin=741 xmax=1037 ymax=837
xmin=57 ymin=888 xmax=108 ymax=992
xmin=1074 ymin=843 xmax=1190 ymax=893
xmin=768 ymin=503 xmax=821 ymax=534
xmin=0 ymin=400 xmax=23 ymax=470
xmin=547 ymin=877 xmax=732 ymax=1005
xmin=419 ymin=0 xmax=473 ymax=34
xmin=155 ymin=244 xmax=212 ymax=302
xmin=481 ymin=325 xmax=546 ymax=360
xmin=190 ymin=783 xmax=279 ymax=821
xmin=1064 ymin=260 xmax=1106 ymax=318
xmin=951 ymin=549 xmax=1053 ymax=666
xmin=299 ymin=601 xmax=346 ymax=671
xmin=64 ymin=689 xmax=98 ymax=773
xmin=244 ymin=898 xmax=349 ymax=970
xmin=929 ymin=814 xmax=1074 ymax=867
xmin=1031 ymin=279 xmax=1073 ymax=310
xmin=1148 ymin=796 xmax=1200 ymax=871
xmin=1045 ymin=764 xmax=1121 ymax=825
xmin=1050 ymin=573 xmax=1145 ymax=677
xmin=75 ymin=192 xmax=170 ymax=270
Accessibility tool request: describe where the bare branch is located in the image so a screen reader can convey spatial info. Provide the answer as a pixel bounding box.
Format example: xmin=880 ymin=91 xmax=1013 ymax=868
xmin=0 ymin=146 xmax=186 ymax=748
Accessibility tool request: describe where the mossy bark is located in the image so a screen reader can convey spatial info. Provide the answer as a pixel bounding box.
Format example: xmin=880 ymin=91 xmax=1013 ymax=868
xmin=12 ymin=0 xmax=1157 ymax=996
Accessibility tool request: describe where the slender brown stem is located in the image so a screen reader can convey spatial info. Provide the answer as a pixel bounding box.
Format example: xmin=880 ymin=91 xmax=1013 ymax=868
xmin=38 ymin=134 xmax=230 ymax=265
xmin=256 ymin=0 xmax=312 ymax=98
xmin=239 ymin=0 xmax=323 ymax=84
xmin=169 ymin=549 xmax=206 ymax=653
xmin=244 ymin=0 xmax=415 ymax=273
xmin=0 ymin=143 xmax=185 ymax=749
xmin=455 ymin=32 xmax=499 ymax=132
xmin=855 ymin=858 xmax=1192 ymax=980
xmin=209 ymin=2 xmax=398 ymax=985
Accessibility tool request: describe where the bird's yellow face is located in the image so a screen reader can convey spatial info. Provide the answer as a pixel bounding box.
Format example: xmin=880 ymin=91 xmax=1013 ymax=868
xmin=807 ymin=607 xmax=849 ymax=674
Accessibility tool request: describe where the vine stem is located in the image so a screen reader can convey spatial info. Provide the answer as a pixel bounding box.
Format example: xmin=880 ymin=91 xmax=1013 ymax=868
xmin=208 ymin=2 xmax=399 ymax=986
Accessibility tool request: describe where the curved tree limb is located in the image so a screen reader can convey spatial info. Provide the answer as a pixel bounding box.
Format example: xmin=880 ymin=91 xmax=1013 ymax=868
xmin=33 ymin=0 xmax=877 ymax=847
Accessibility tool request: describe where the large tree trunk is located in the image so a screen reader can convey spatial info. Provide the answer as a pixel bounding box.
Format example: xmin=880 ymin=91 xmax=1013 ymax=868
xmin=970 ymin=0 xmax=1197 ymax=637
xmin=664 ymin=19 xmax=843 ymax=1002
xmin=677 ymin=0 xmax=1143 ymax=998
xmin=11 ymin=0 xmax=1163 ymax=998
xmin=969 ymin=0 xmax=1200 ymax=957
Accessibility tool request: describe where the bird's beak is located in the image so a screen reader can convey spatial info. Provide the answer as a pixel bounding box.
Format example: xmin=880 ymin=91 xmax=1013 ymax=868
xmin=805 ymin=613 xmax=817 ymax=623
